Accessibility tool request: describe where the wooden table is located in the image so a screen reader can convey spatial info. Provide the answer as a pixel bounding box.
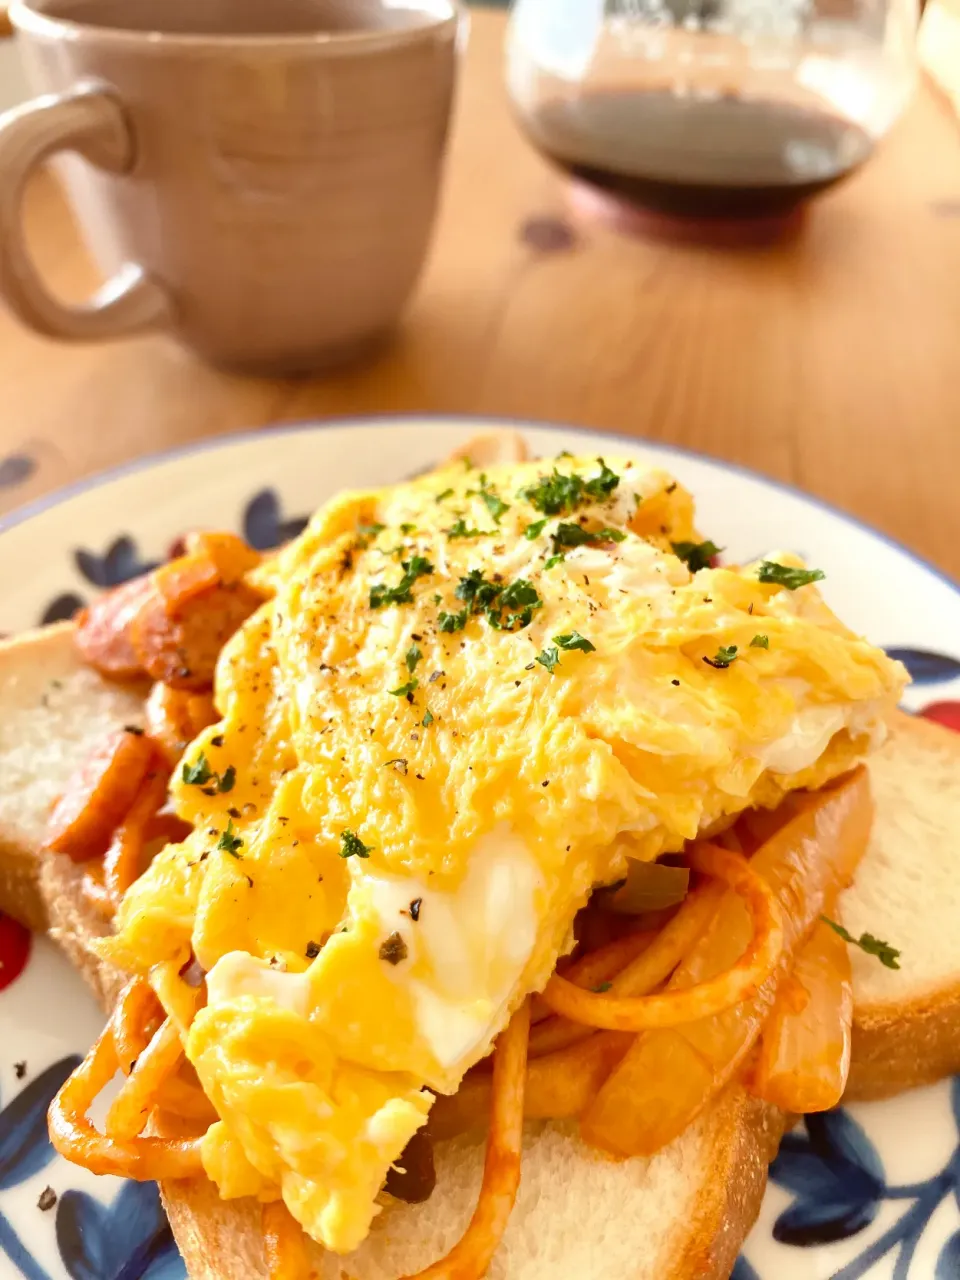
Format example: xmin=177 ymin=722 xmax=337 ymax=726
xmin=1 ymin=8 xmax=960 ymax=581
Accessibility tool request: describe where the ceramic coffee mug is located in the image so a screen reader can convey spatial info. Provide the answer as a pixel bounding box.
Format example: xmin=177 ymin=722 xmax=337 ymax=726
xmin=0 ymin=0 xmax=462 ymax=372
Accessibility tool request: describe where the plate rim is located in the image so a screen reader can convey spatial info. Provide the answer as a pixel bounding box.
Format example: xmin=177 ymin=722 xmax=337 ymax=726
xmin=3 ymin=411 xmax=957 ymax=602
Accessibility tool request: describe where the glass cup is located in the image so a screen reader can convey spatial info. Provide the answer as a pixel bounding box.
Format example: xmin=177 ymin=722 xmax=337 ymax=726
xmin=506 ymin=0 xmax=918 ymax=221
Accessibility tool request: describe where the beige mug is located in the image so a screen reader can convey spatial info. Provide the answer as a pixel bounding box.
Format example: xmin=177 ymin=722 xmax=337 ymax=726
xmin=0 ymin=0 xmax=462 ymax=372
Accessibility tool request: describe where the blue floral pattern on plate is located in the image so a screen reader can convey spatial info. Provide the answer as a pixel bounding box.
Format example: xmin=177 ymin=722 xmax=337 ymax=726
xmin=884 ymin=650 xmax=960 ymax=686
xmin=35 ymin=489 xmax=309 ymax=627
xmin=771 ymin=1111 xmax=886 ymax=1248
xmin=760 ymin=1083 xmax=960 ymax=1279
xmin=56 ymin=1182 xmax=183 ymax=1280
xmin=0 ymin=1052 xmax=184 ymax=1280
xmin=74 ymin=538 xmax=159 ymax=592
xmin=241 ymin=489 xmax=309 ymax=553
xmin=0 ymin=1058 xmax=79 ymax=1280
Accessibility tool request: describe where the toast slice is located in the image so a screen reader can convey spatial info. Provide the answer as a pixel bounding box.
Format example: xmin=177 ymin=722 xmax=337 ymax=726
xmin=0 ymin=624 xmax=147 ymax=935
xmin=158 ymin=1091 xmax=784 ymax=1280
xmin=842 ymin=709 xmax=960 ymax=1099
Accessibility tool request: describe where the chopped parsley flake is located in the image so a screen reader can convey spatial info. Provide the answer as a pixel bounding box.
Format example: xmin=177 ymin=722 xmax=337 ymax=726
xmin=703 ymin=645 xmax=738 ymax=669
xmin=405 ymin=643 xmax=422 ymax=673
xmin=520 ymin=460 xmax=620 ymax=516
xmin=524 ymin=519 xmax=548 ymax=540
xmin=536 ymin=646 xmax=560 ymax=674
xmin=555 ymin=631 xmax=596 ymax=653
xmin=544 ymin=554 xmax=565 ymax=570
xmin=488 ymin=578 xmax=543 ymax=631
xmin=183 ymin=752 xmax=236 ymax=792
xmin=389 ymin=678 xmax=419 ymax=698
xmin=821 ymin=916 xmax=901 ymax=969
xmin=370 ymin=555 xmax=434 ymax=609
xmin=447 ymin=518 xmax=487 ymax=539
xmin=422 ymin=709 xmax=434 ymax=727
xmin=585 ymin=460 xmax=621 ymax=501
xmin=436 ymin=488 xmax=454 ymax=502
xmin=182 ymin=753 xmax=213 ymax=786
xmin=217 ymin=820 xmax=243 ymax=857
xmin=551 ymin=522 xmax=627 ymax=556
xmin=479 ymin=476 xmax=510 ymax=523
xmin=592 ymin=981 xmax=613 ymax=993
xmin=454 ymin=570 xmax=542 ymax=631
xmin=438 ymin=608 xmax=468 ymax=633
xmin=758 ymin=561 xmax=826 ymax=591
xmin=671 ymin=540 xmax=722 ymax=573
xmin=750 ymin=634 xmax=770 ymax=649
xmin=537 ymin=632 xmax=596 ymax=671
xmin=356 ymin=520 xmax=385 ymax=544
xmin=399 ymin=523 xmax=416 ymax=535
xmin=455 ymin=568 xmax=502 ymax=611
xmin=340 ymin=830 xmax=372 ymax=859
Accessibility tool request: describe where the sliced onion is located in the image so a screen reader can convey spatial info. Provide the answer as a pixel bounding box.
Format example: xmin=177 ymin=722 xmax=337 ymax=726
xmin=750 ymin=916 xmax=853 ymax=1112
xmin=602 ymin=861 xmax=690 ymax=915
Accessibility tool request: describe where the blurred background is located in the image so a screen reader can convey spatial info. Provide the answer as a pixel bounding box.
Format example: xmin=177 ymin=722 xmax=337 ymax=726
xmin=0 ymin=0 xmax=958 ymax=578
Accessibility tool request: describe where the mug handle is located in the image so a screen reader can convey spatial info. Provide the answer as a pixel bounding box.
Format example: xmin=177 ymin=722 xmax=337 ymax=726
xmin=0 ymin=83 xmax=170 ymax=340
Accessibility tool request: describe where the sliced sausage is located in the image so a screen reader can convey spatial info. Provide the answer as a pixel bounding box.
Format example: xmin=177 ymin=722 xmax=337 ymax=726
xmin=145 ymin=682 xmax=219 ymax=764
xmin=153 ymin=553 xmax=222 ymax=612
xmin=45 ymin=729 xmax=158 ymax=862
xmin=184 ymin=532 xmax=261 ymax=585
xmin=74 ymin=575 xmax=158 ymax=679
xmin=130 ymin=581 xmax=263 ymax=690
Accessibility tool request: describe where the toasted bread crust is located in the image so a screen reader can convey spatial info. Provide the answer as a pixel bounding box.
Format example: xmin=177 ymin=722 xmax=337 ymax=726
xmin=0 ymin=623 xmax=76 ymax=932
xmin=674 ymin=1091 xmax=786 ymax=1278
xmin=40 ymin=851 xmax=127 ymax=1013
xmin=0 ymin=841 xmax=48 ymax=934
xmin=847 ymin=980 xmax=960 ymax=1100
xmin=840 ymin=710 xmax=960 ymax=1100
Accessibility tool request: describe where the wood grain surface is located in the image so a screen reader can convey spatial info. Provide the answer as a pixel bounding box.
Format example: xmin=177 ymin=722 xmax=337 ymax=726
xmin=0 ymin=8 xmax=959 ymax=582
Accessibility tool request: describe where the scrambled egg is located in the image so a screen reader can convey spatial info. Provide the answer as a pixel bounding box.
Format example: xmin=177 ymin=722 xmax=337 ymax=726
xmin=101 ymin=453 xmax=907 ymax=1252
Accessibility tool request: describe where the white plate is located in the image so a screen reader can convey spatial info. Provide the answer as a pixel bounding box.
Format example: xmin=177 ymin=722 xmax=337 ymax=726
xmin=1 ymin=416 xmax=959 ymax=1280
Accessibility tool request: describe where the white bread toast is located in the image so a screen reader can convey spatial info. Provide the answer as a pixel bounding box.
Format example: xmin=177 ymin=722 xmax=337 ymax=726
xmin=842 ymin=710 xmax=960 ymax=1099
xmin=158 ymin=1091 xmax=784 ymax=1280
xmin=0 ymin=624 xmax=147 ymax=936
xmin=1 ymin=622 xmax=958 ymax=1278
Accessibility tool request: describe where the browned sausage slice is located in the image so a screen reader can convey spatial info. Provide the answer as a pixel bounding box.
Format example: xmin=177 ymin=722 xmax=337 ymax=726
xmin=45 ymin=729 xmax=157 ymax=862
xmin=145 ymin=682 xmax=219 ymax=763
xmin=130 ymin=582 xmax=263 ymax=690
xmin=74 ymin=576 xmax=158 ymax=679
